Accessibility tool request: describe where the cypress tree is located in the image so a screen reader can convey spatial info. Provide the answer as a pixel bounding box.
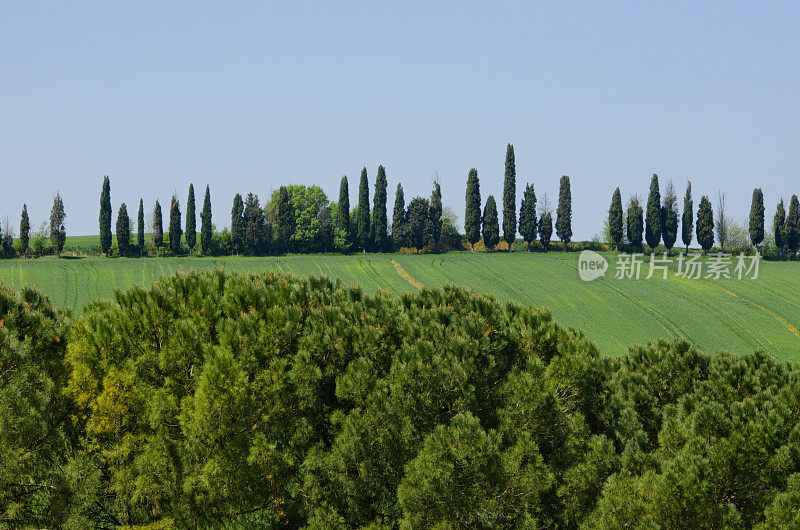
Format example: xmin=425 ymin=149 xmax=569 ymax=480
xmin=696 ymin=195 xmax=714 ymax=254
xmin=518 ymin=183 xmax=537 ymax=250
xmin=392 ymin=183 xmax=406 ymax=250
xmin=186 ymin=184 xmax=196 ymax=253
xmin=645 ymin=174 xmax=662 ymax=249
xmin=50 ymin=192 xmax=66 ymax=256
xmin=465 ymin=168 xmax=481 ymax=251
xmin=357 ymin=167 xmax=370 ymax=252
xmin=627 ymin=196 xmax=644 ymax=251
xmin=99 ymin=175 xmax=112 ymax=255
xmin=774 ymin=199 xmax=787 ymax=258
xmin=201 ymin=185 xmax=212 ymax=255
xmin=682 ymin=181 xmax=693 ymax=252
xmin=539 ymin=212 xmax=553 ymax=250
xmin=19 ymin=205 xmax=30 ymax=256
xmin=482 ymin=195 xmax=499 ymax=250
xmin=137 ymin=199 xmax=144 ymax=255
xmin=231 ymin=193 xmax=244 ymax=254
xmin=749 ymin=188 xmax=765 ymax=250
xmin=787 ymin=195 xmax=800 ymax=259
xmin=169 ymin=196 xmax=182 ymax=255
xmin=608 ymin=188 xmax=623 ymax=250
xmin=338 ymin=176 xmax=351 ymax=249
xmin=662 ymin=189 xmax=678 ymax=255
xmin=243 ymin=192 xmax=268 ymax=255
xmin=273 ymin=187 xmax=293 ymax=254
xmin=502 ymin=144 xmax=516 ymax=250
xmin=373 ymin=165 xmax=389 ymax=252
xmin=153 ymin=200 xmax=163 ymax=253
xmin=430 ymin=181 xmax=443 ymax=252
xmin=406 ymin=197 xmax=431 ymax=250
xmin=555 ymin=175 xmax=572 ymax=249
xmin=116 ymin=203 xmax=130 ymax=256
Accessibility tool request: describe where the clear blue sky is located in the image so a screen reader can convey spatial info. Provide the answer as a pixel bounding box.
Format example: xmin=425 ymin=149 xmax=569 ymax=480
xmin=2 ymin=1 xmax=798 ymax=239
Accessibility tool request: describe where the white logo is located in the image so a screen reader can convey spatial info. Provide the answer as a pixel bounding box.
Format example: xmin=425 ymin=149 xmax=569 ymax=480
xmin=578 ymin=250 xmax=608 ymax=281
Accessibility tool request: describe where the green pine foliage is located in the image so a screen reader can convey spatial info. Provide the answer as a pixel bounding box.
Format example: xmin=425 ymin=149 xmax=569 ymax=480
xmin=696 ymin=195 xmax=715 ymax=254
xmin=392 ymin=183 xmax=406 ymax=250
xmin=555 ymin=175 xmax=572 ymax=248
xmin=626 ymin=196 xmax=644 ymax=250
xmin=99 ymin=176 xmax=112 ymax=255
xmin=539 ymin=211 xmax=553 ymax=250
xmin=373 ymin=165 xmax=389 ymax=252
xmin=137 ymin=198 xmax=145 ymax=254
xmin=786 ymin=194 xmax=800 ymax=259
xmin=200 ymin=186 xmax=212 ymax=255
xmin=357 ymin=167 xmax=371 ymax=252
xmin=608 ymin=188 xmax=623 ymax=250
xmin=230 ymin=193 xmax=244 ymax=255
xmin=19 ymin=204 xmax=30 ymax=256
xmin=645 ymin=174 xmax=661 ymax=249
xmin=186 ymin=183 xmax=196 ymax=252
xmin=682 ymin=181 xmax=693 ymax=252
xmin=49 ymin=192 xmax=66 ymax=256
xmin=429 ymin=181 xmax=443 ymax=252
xmin=465 ymin=168 xmax=481 ymax=250
xmin=749 ymin=188 xmax=765 ymax=249
xmin=116 ymin=203 xmax=130 ymax=256
xmin=502 ymin=143 xmax=516 ymax=248
xmin=482 ymin=195 xmax=500 ymax=250
xmin=774 ymin=199 xmax=787 ymax=257
xmin=518 ymin=183 xmax=537 ymax=249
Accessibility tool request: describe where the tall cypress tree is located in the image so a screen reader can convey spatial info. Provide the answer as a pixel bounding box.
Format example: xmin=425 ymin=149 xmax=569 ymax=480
xmin=19 ymin=204 xmax=30 ymax=256
xmin=774 ymin=199 xmax=787 ymax=258
xmin=465 ymin=168 xmax=481 ymax=251
xmin=502 ymin=144 xmax=516 ymax=250
xmin=338 ymin=176 xmax=351 ymax=250
xmin=482 ymin=195 xmax=499 ymax=250
xmin=696 ymin=195 xmax=714 ymax=254
xmin=392 ymin=183 xmax=406 ymax=250
xmin=682 ymin=181 xmax=693 ymax=252
xmin=231 ymin=193 xmax=244 ymax=255
xmin=357 ymin=167 xmax=371 ymax=252
xmin=186 ymin=184 xmax=196 ymax=253
xmin=787 ymin=195 xmax=800 ymax=259
xmin=273 ymin=187 xmax=294 ymax=254
xmin=50 ymin=192 xmax=66 ymax=256
xmin=518 ymin=183 xmax=537 ymax=250
xmin=406 ymin=197 xmax=431 ymax=250
xmin=749 ymin=188 xmax=765 ymax=250
xmin=555 ymin=175 xmax=572 ymax=249
xmin=430 ymin=181 xmax=443 ymax=252
xmin=662 ymin=182 xmax=678 ymax=255
xmin=201 ymin=185 xmax=212 ymax=255
xmin=645 ymin=174 xmax=662 ymax=249
xmin=99 ymin=175 xmax=112 ymax=255
xmin=169 ymin=196 xmax=182 ymax=255
xmin=153 ymin=200 xmax=163 ymax=253
xmin=627 ymin=196 xmax=643 ymax=251
xmin=244 ymin=192 xmax=268 ymax=255
xmin=116 ymin=203 xmax=130 ymax=256
xmin=608 ymin=188 xmax=623 ymax=250
xmin=137 ymin=199 xmax=145 ymax=255
xmin=539 ymin=212 xmax=553 ymax=250
xmin=373 ymin=166 xmax=388 ymax=252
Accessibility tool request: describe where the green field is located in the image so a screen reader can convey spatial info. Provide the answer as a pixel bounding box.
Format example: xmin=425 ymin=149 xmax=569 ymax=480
xmin=0 ymin=252 xmax=798 ymax=359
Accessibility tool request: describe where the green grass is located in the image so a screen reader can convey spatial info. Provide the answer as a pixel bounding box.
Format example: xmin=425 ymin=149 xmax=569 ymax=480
xmin=1 ymin=252 xmax=798 ymax=360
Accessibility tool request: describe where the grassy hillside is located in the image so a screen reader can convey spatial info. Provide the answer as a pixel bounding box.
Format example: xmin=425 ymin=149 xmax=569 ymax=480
xmin=0 ymin=252 xmax=797 ymax=359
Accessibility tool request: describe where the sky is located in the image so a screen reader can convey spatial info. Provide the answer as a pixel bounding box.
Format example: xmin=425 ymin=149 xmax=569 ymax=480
xmin=1 ymin=1 xmax=799 ymax=239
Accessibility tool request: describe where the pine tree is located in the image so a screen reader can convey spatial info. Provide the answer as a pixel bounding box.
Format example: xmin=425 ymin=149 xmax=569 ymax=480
xmin=19 ymin=205 xmax=30 ymax=256
xmin=774 ymin=199 xmax=787 ymax=258
xmin=338 ymin=176 xmax=351 ymax=250
xmin=502 ymin=144 xmax=516 ymax=250
xmin=273 ymin=187 xmax=293 ymax=254
xmin=608 ymin=188 xmax=623 ymax=250
xmin=555 ymin=175 xmax=572 ymax=249
xmin=201 ymin=185 xmax=212 ymax=255
xmin=169 ymin=196 xmax=182 ymax=255
xmin=787 ymin=195 xmax=800 ymax=259
xmin=153 ymin=200 xmax=163 ymax=253
xmin=539 ymin=212 xmax=553 ymax=250
xmin=645 ymin=174 xmax=661 ymax=250
xmin=137 ymin=199 xmax=145 ymax=255
xmin=357 ymin=167 xmax=371 ymax=252
xmin=392 ymin=183 xmax=406 ymax=250
xmin=430 ymin=181 xmax=443 ymax=252
xmin=518 ymin=183 xmax=537 ymax=250
xmin=682 ymin=181 xmax=693 ymax=252
xmin=50 ymin=192 xmax=66 ymax=256
xmin=627 ymin=196 xmax=644 ymax=251
xmin=372 ymin=166 xmax=388 ymax=252
xmin=465 ymin=168 xmax=481 ymax=251
xmin=99 ymin=175 xmax=112 ymax=255
xmin=482 ymin=195 xmax=499 ymax=250
xmin=749 ymin=188 xmax=765 ymax=250
xmin=696 ymin=195 xmax=714 ymax=254
xmin=186 ymin=184 xmax=196 ymax=253
xmin=116 ymin=203 xmax=130 ymax=256
xmin=662 ymin=181 xmax=678 ymax=255
xmin=231 ymin=193 xmax=244 ymax=255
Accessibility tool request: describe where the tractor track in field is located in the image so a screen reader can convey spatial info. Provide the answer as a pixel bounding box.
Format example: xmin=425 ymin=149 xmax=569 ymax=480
xmin=391 ymin=260 xmax=423 ymax=290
